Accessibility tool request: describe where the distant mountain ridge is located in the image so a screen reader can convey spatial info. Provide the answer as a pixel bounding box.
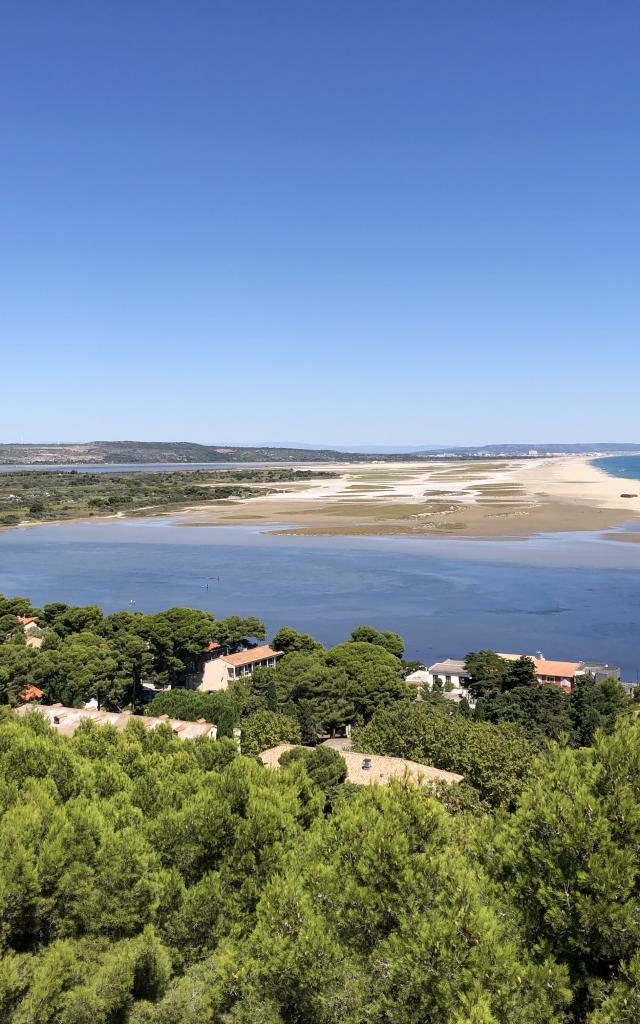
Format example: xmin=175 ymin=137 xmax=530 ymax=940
xmin=1 ymin=440 xmax=639 ymax=466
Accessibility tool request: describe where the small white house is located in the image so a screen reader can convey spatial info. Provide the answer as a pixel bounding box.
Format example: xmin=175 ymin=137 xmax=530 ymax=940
xmin=407 ymin=659 xmax=475 ymax=706
xmin=427 ymin=658 xmax=471 ymax=690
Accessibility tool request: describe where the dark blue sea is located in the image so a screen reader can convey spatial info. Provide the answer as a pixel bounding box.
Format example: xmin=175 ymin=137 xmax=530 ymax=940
xmin=1 ymin=518 xmax=640 ymax=680
xmin=593 ymin=455 xmax=640 ymax=483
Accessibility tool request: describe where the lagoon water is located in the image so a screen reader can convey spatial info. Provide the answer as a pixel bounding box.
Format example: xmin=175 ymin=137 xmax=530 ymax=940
xmin=1 ymin=517 xmax=640 ymax=678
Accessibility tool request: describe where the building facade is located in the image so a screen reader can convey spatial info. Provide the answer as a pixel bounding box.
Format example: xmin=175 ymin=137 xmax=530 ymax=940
xmin=196 ymin=645 xmax=283 ymax=692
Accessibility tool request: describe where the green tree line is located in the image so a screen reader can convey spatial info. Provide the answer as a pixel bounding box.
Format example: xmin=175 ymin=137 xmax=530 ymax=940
xmin=1 ymin=707 xmax=640 ymax=1021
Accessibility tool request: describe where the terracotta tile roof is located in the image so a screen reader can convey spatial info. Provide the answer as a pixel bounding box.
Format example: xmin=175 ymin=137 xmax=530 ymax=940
xmin=221 ymin=645 xmax=283 ymax=668
xmin=17 ymin=615 xmax=38 ymax=626
xmin=499 ymin=653 xmax=582 ymax=678
xmin=534 ymin=658 xmax=583 ymax=678
xmin=207 ymin=641 xmax=222 ymax=651
xmin=20 ymin=685 xmax=45 ymax=702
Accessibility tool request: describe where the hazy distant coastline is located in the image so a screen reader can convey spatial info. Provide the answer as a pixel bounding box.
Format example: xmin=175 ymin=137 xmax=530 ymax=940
xmin=1 ymin=440 xmax=639 ymax=466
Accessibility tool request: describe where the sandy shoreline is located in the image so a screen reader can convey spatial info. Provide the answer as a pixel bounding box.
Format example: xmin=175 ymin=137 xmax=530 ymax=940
xmin=173 ymin=455 xmax=640 ymax=540
xmin=3 ymin=456 xmax=639 ymax=541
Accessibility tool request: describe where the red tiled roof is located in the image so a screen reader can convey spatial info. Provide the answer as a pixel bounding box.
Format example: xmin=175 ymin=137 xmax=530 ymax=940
xmin=20 ymin=685 xmax=45 ymax=702
xmin=207 ymin=642 xmax=222 ymax=651
xmin=221 ymin=645 xmax=283 ymax=668
xmin=534 ymin=658 xmax=582 ymax=678
xmin=499 ymin=653 xmax=583 ymax=678
xmin=17 ymin=616 xmax=38 ymax=626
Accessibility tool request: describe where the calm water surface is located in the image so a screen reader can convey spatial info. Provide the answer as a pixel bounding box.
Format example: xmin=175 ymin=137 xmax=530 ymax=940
xmin=593 ymin=455 xmax=640 ymax=482
xmin=1 ymin=518 xmax=640 ymax=678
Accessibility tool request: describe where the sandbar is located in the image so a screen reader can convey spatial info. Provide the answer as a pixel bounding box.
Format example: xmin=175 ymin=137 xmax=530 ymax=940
xmin=174 ymin=456 xmax=640 ymax=540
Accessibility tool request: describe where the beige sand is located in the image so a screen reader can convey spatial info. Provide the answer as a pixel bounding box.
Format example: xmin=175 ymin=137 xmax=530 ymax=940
xmin=175 ymin=455 xmax=640 ymax=540
xmin=7 ymin=456 xmax=638 ymax=541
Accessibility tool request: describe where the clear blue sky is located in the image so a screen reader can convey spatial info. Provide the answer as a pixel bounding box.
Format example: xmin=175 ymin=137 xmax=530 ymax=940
xmin=2 ymin=1 xmax=639 ymax=446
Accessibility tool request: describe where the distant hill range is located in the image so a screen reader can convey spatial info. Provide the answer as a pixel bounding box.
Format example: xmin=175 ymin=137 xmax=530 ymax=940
xmin=0 ymin=440 xmax=639 ymax=466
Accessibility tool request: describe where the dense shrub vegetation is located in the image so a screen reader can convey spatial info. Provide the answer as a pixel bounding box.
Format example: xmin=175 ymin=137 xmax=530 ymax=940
xmin=0 ymin=592 xmax=637 ymax=1021
xmin=353 ymin=702 xmax=535 ymax=808
xmin=0 ymin=710 xmax=639 ymax=1021
xmin=0 ymin=468 xmax=336 ymax=525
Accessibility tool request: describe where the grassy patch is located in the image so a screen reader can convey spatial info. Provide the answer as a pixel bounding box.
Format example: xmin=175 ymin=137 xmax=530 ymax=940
xmin=311 ymin=501 xmax=464 ymax=520
xmin=267 ymin=518 xmax=469 ymax=537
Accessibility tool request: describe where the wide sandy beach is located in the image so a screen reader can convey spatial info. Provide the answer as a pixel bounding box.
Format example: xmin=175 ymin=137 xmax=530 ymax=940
xmin=175 ymin=455 xmax=640 ymax=540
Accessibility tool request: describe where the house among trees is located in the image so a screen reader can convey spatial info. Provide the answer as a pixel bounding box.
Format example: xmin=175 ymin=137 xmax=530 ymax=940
xmin=498 ymin=654 xmax=620 ymax=691
xmin=532 ymin=658 xmax=585 ymax=690
xmin=195 ymin=645 xmax=283 ymax=692
xmin=406 ymin=660 xmax=475 ymax=705
xmin=17 ymin=614 xmax=39 ymax=632
xmin=410 ymin=652 xmax=623 ymax=703
xmin=16 ymin=614 xmax=44 ymax=648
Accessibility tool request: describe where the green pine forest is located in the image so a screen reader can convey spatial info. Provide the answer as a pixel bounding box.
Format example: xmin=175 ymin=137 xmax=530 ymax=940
xmin=0 ymin=591 xmax=639 ymax=1023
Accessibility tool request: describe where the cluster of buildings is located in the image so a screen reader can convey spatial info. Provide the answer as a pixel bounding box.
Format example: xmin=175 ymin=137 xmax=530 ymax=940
xmin=11 ymin=624 xmax=629 ymax=789
xmin=16 ymin=702 xmax=217 ymax=740
xmin=10 ymin=608 xmax=628 ymax=765
xmin=407 ymin=653 xmax=622 ymax=705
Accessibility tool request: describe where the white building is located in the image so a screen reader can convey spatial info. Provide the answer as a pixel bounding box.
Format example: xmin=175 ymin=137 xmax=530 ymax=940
xmin=407 ymin=659 xmax=475 ymax=706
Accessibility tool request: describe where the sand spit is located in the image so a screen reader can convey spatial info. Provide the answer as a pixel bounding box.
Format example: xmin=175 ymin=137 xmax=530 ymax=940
xmin=174 ymin=456 xmax=640 ymax=540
